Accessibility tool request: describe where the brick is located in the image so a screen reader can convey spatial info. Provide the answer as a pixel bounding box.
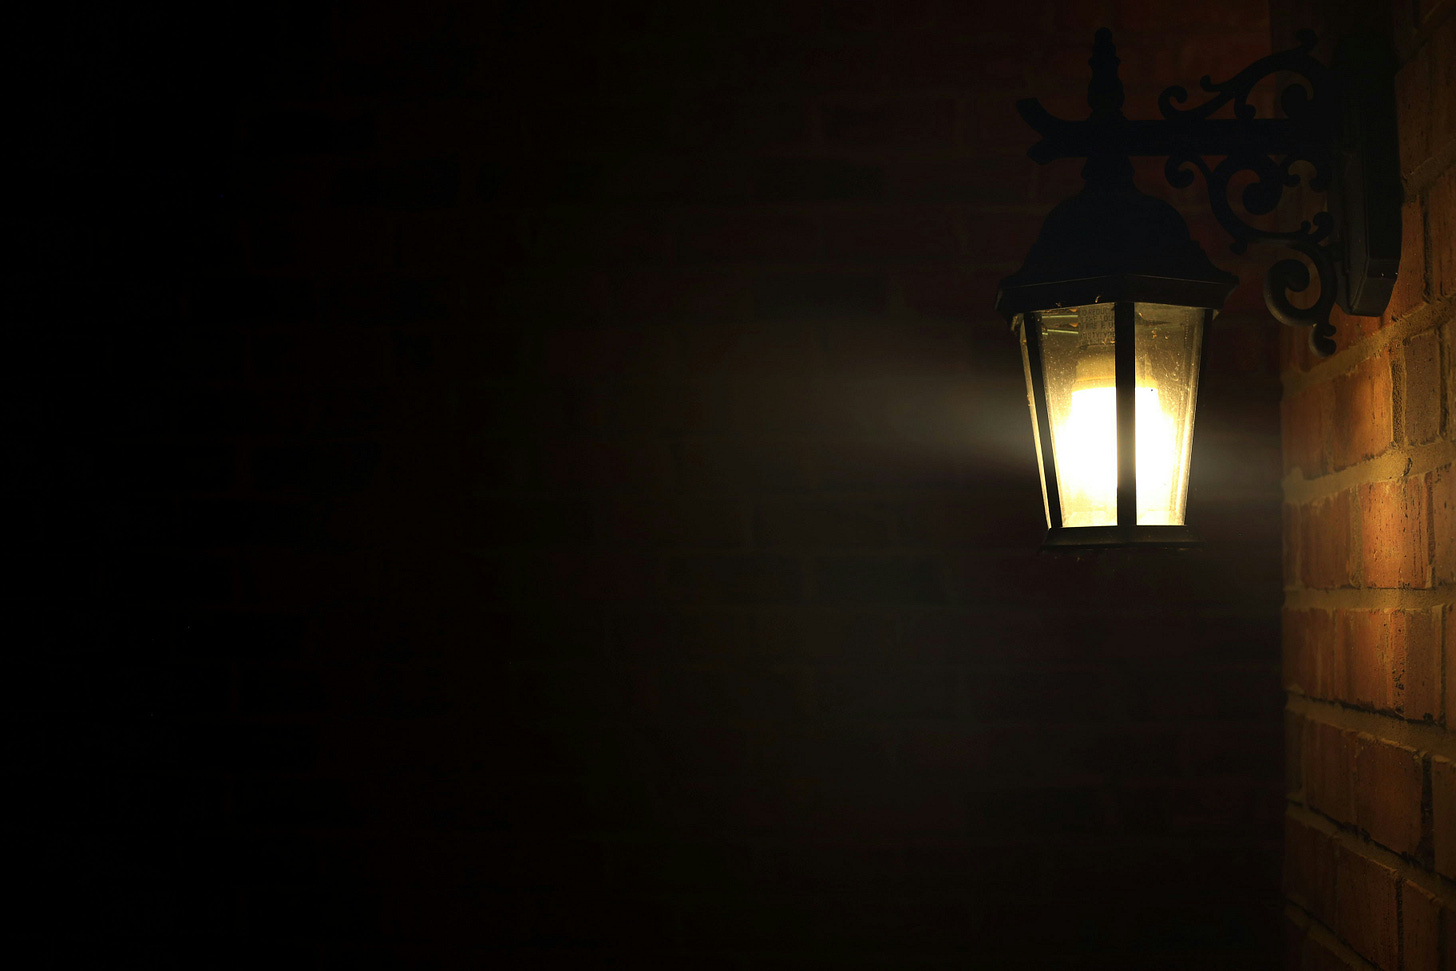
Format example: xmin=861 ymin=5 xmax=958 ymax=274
xmin=1331 ymin=352 xmax=1393 ymax=469
xmin=1383 ymin=199 xmax=1428 ymax=326
xmin=1285 ymin=815 xmax=1337 ymax=923
xmin=1404 ymin=880 xmax=1440 ymax=971
xmin=1404 ymin=329 xmax=1442 ymax=444
xmin=1344 ymin=608 xmax=1440 ymax=718
xmin=1354 ymin=736 xmax=1423 ymax=855
xmin=1398 ymin=608 xmax=1442 ymax=721
xmin=1344 ymin=609 xmax=1393 ymax=710
xmin=1335 ymin=844 xmax=1399 ymax=969
xmin=1282 ymin=609 xmax=1309 ymax=693
xmin=1282 ymin=381 xmax=1332 ymax=477
xmin=1305 ymin=720 xmax=1357 ymax=826
xmin=1446 ymin=901 xmax=1456 ymax=971
xmin=1301 ymin=490 xmax=1355 ymax=589
xmin=1395 ymin=44 xmax=1432 ymax=174
xmin=1448 ymin=606 xmax=1456 ymax=725
xmin=1284 ymin=607 xmax=1339 ymax=698
xmin=1434 ymin=12 xmax=1456 ymax=154
xmin=1359 ymin=476 xmax=1431 ymax=588
xmin=1449 ymin=326 xmax=1456 ymax=437
xmin=1433 ymin=466 xmax=1455 ymax=583
xmin=1433 ymin=757 xmax=1456 ymax=879
xmin=1432 ymin=168 xmax=1456 ymax=299
xmin=1284 ymin=502 xmax=1299 ymax=587
xmin=1331 ymin=303 xmax=1382 ymax=349
xmin=1283 ymin=321 xmax=1319 ymax=374
xmin=1287 ymin=711 xmax=1305 ymax=794
xmin=1315 ymin=595 xmax=1354 ymax=691
xmin=1302 ymin=933 xmax=1362 ymax=970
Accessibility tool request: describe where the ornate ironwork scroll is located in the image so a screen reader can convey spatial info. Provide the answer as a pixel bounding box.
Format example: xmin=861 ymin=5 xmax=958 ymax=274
xmin=1014 ymin=28 xmax=1393 ymax=357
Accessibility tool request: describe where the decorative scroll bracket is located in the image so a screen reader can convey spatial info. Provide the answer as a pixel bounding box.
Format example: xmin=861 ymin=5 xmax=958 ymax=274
xmin=1015 ymin=29 xmax=1401 ymax=356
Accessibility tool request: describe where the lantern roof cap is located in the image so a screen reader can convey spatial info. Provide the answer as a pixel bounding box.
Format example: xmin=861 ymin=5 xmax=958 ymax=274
xmin=996 ymin=179 xmax=1239 ymax=317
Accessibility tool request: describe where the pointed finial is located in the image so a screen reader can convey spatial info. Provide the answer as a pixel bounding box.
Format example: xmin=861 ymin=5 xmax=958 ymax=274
xmin=1087 ymin=28 xmax=1124 ymax=117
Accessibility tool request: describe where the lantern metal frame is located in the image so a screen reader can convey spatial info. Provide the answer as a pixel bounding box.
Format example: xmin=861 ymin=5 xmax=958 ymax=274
xmin=997 ymin=28 xmax=1401 ymax=548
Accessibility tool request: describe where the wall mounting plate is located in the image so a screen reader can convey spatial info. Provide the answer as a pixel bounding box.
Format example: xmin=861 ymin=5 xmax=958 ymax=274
xmin=1330 ymin=35 xmax=1402 ymax=317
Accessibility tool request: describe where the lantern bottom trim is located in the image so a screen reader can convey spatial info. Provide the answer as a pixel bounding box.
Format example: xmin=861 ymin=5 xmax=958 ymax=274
xmin=1042 ymin=525 xmax=1201 ymax=549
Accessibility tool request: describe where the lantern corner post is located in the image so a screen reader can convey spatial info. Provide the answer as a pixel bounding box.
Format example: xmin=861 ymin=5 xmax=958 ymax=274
xmin=1114 ymin=301 xmax=1137 ymax=528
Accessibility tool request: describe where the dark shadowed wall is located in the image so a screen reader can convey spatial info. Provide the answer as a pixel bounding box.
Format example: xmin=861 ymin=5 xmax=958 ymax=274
xmin=13 ymin=1 xmax=1287 ymax=967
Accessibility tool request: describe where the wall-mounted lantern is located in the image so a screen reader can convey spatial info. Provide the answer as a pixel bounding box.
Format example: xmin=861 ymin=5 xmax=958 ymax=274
xmin=997 ymin=29 xmax=1400 ymax=548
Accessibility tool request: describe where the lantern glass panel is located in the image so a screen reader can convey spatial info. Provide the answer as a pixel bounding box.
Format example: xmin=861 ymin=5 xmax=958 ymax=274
xmin=1017 ymin=303 xmax=1204 ymax=528
xmin=1132 ymin=302 xmax=1203 ymax=524
xmin=1018 ymin=325 xmax=1052 ymax=527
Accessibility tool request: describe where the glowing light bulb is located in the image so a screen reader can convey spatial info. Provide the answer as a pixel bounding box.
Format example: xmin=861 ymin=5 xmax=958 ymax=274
xmin=1053 ymin=385 xmax=1181 ymax=527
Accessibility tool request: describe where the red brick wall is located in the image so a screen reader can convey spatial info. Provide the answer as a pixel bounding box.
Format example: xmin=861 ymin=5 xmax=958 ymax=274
xmin=16 ymin=1 xmax=1288 ymax=966
xmin=1277 ymin=1 xmax=1456 ymax=968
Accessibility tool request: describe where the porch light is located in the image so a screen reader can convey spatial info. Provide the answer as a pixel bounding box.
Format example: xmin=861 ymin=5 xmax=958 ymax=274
xmin=996 ymin=28 xmax=1400 ymax=548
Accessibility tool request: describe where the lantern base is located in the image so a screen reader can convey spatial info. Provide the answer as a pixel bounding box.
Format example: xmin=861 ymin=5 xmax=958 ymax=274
xmin=1041 ymin=524 xmax=1201 ymax=549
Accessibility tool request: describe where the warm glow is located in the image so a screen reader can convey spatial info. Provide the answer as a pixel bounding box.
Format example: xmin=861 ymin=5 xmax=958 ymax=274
xmin=1018 ymin=304 xmax=1204 ymax=532
xmin=1054 ymin=385 xmax=1181 ymax=527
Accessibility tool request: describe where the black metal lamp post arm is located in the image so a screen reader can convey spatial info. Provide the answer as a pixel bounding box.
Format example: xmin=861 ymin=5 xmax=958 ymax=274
xmin=1013 ymin=29 xmax=1398 ymax=357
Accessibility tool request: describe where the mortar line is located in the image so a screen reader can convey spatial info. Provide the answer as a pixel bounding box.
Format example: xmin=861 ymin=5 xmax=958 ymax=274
xmin=1280 ymin=296 xmax=1455 ymax=398
xmin=1285 ymin=902 xmax=1378 ymax=970
xmin=1288 ymin=694 xmax=1456 ymax=761
xmin=1283 ymin=586 xmax=1456 ymax=611
xmin=1287 ymin=801 xmax=1456 ymax=907
xmin=1280 ymin=439 xmax=1456 ymax=505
